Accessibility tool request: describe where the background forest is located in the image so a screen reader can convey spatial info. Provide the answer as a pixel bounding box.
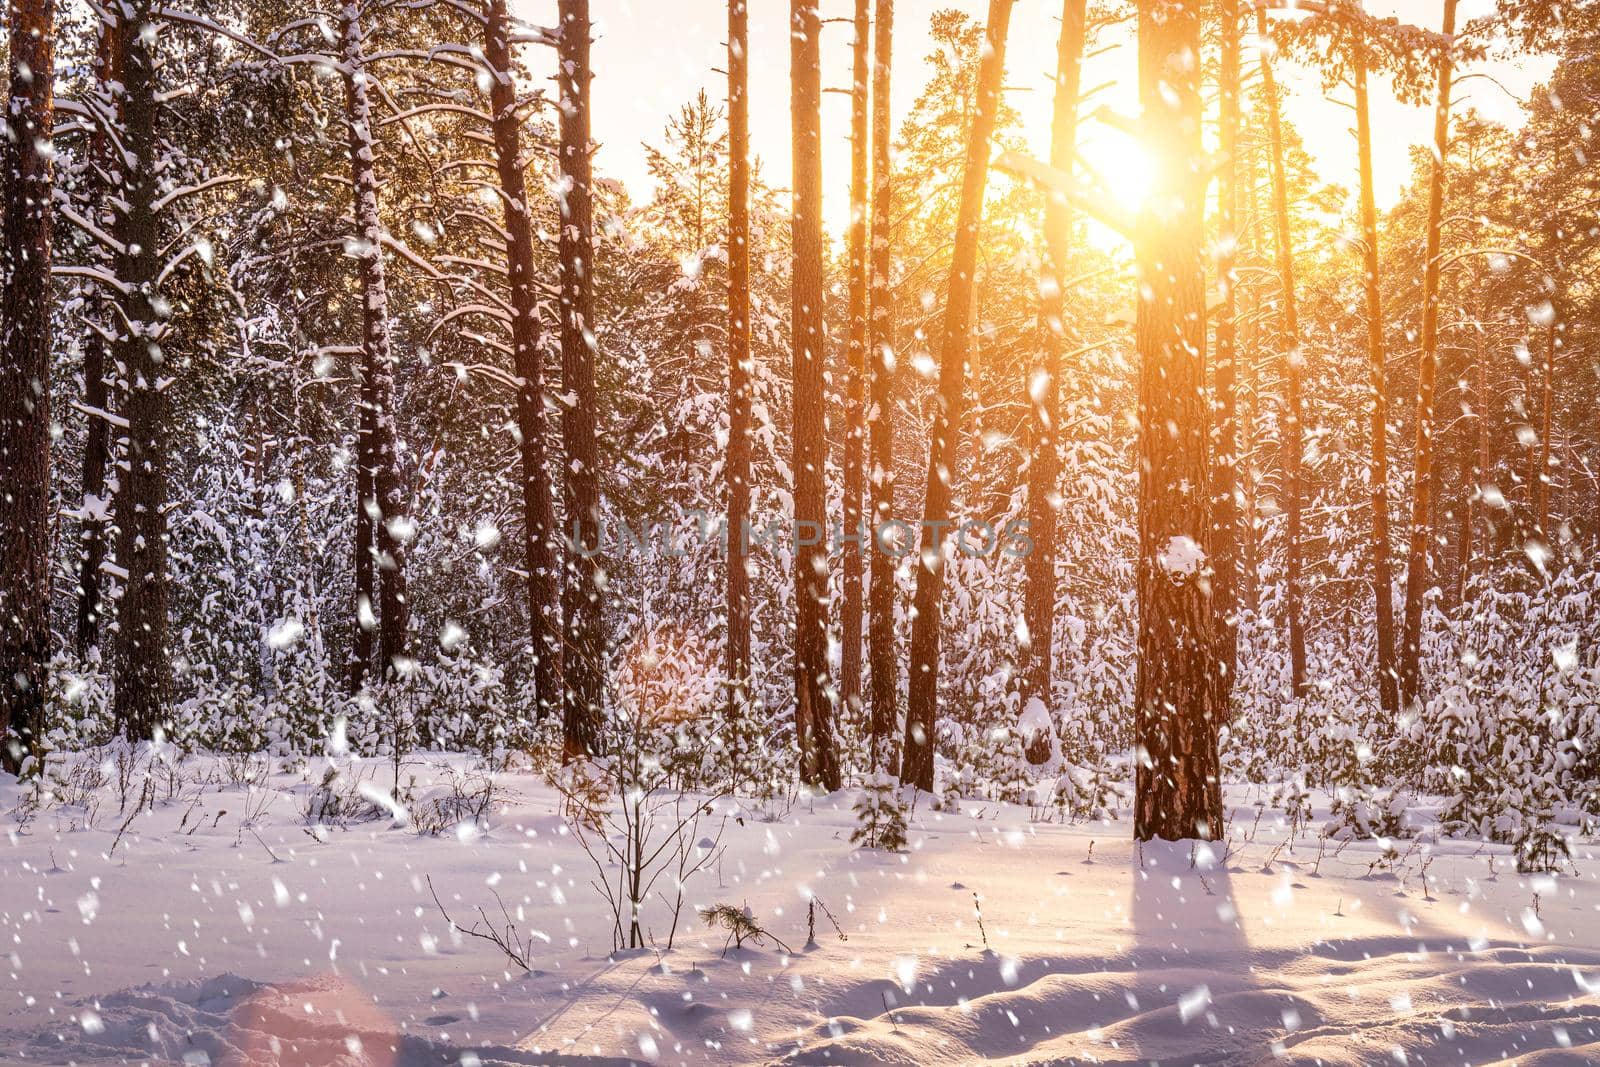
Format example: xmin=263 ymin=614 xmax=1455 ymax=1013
xmin=1 ymin=0 xmax=1598 ymax=856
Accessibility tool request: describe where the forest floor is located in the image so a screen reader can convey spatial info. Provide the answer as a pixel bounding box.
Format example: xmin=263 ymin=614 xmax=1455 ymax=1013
xmin=2 ymin=752 xmax=1599 ymax=1066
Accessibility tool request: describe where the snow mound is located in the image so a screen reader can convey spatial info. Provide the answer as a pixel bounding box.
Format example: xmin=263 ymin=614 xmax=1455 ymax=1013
xmin=8 ymin=972 xmax=588 ymax=1066
xmin=1017 ymin=696 xmax=1052 ymax=740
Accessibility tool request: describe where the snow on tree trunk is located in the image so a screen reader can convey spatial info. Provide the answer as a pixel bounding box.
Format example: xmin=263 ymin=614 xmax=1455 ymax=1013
xmin=900 ymin=0 xmax=1013 ymax=794
xmin=1019 ymin=696 xmax=1054 ymax=767
xmin=790 ymin=0 xmax=840 ymax=790
xmin=1131 ymin=0 xmax=1223 ymax=842
xmin=557 ymin=0 xmax=607 ymax=759
xmin=0 ymin=0 xmax=57 ymax=768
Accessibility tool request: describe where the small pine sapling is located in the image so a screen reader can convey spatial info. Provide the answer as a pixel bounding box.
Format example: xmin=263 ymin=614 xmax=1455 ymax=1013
xmin=1051 ymin=761 xmax=1124 ymax=823
xmin=988 ymin=727 xmax=1035 ymax=804
xmin=1326 ymin=734 xmax=1413 ymax=842
xmin=1267 ymin=776 xmax=1313 ymax=844
xmin=851 ymin=772 xmax=908 ymax=851
xmin=700 ymin=902 xmax=791 ymax=957
xmin=1516 ymin=824 xmax=1571 ymax=874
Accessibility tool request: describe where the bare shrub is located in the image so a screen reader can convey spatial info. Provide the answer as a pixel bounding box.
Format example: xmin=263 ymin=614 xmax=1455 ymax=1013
xmin=428 ymin=875 xmax=535 ymax=972
xmin=409 ymin=763 xmax=508 ymax=837
xmin=297 ymin=765 xmax=389 ymax=831
xmin=553 ymin=704 xmax=729 ymax=952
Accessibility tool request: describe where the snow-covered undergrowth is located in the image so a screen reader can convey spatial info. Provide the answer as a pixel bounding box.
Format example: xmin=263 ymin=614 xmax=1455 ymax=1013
xmin=5 ymin=751 xmax=1600 ymax=1066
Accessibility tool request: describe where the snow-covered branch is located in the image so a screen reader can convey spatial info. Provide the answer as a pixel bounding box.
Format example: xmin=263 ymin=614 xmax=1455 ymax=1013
xmin=151 ymin=174 xmax=249 ymax=214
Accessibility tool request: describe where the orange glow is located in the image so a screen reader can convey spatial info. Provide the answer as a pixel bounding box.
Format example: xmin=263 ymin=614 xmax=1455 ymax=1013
xmin=1082 ymin=135 xmax=1156 ymax=216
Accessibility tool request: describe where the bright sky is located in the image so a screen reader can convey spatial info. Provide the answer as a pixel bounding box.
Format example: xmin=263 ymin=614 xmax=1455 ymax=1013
xmin=527 ymin=1 xmax=1551 ymax=239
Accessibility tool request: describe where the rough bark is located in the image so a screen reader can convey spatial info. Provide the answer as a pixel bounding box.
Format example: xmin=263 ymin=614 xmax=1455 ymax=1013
xmin=0 ymin=0 xmax=56 ymax=767
xmin=557 ymin=0 xmax=606 ymax=758
xmin=1131 ymin=0 xmax=1222 ymax=842
xmin=866 ymin=0 xmax=897 ymax=773
xmin=1399 ymin=0 xmax=1457 ymax=709
xmin=726 ymin=0 xmax=753 ymax=717
xmin=900 ymin=0 xmax=1014 ymax=793
xmin=350 ymin=418 xmax=375 ymax=693
xmin=790 ymin=0 xmax=840 ymax=790
xmin=1461 ymin=285 xmax=1488 ymax=598
xmin=1257 ymin=5 xmax=1308 ymax=699
xmin=1454 ymin=454 xmax=1471 ymax=609
xmin=340 ymin=2 xmax=411 ymax=682
xmin=110 ymin=0 xmax=169 ymax=740
xmin=1210 ymin=0 xmax=1241 ymax=688
xmin=1535 ymin=318 xmax=1557 ymax=539
xmin=1354 ymin=53 xmax=1400 ymax=717
xmin=76 ymin=336 xmax=111 ymax=657
xmin=75 ymin=348 xmax=111 ymax=652
xmin=75 ymin=15 xmax=120 ymax=661
xmin=1022 ymin=0 xmax=1087 ymax=740
xmin=1238 ymin=140 xmax=1266 ymax=618
xmin=839 ymin=0 xmax=871 ymax=731
xmin=486 ymin=0 xmax=561 ymax=718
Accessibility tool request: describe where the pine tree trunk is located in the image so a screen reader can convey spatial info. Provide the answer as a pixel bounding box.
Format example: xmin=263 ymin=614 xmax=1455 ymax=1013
xmin=1462 ymin=285 xmax=1487 ymax=597
xmin=1453 ymin=456 xmax=1471 ymax=608
xmin=557 ymin=0 xmax=606 ymax=759
xmin=900 ymin=0 xmax=1014 ymax=793
xmin=1240 ymin=380 xmax=1259 ymax=613
xmin=1131 ymin=0 xmax=1222 ymax=842
xmin=1238 ymin=141 xmax=1266 ymax=618
xmin=1520 ymin=348 xmax=1535 ymax=541
xmin=839 ymin=0 xmax=871 ymax=732
xmin=350 ymin=433 xmax=375 ymax=693
xmin=75 ymin=16 xmax=121 ymax=662
xmin=1022 ymin=0 xmax=1087 ymax=728
xmin=110 ymin=0 xmax=169 ymax=740
xmin=0 ymin=0 xmax=56 ymax=768
xmin=726 ymin=0 xmax=753 ymax=717
xmin=866 ymin=0 xmax=897 ymax=774
xmin=76 ymin=332 xmax=110 ymax=658
xmin=1354 ymin=54 xmax=1400 ymax=717
xmin=1210 ymin=0 xmax=1241 ymax=688
xmin=340 ymin=2 xmax=411 ymax=682
xmin=1257 ymin=6 xmax=1307 ymax=699
xmin=288 ymin=383 xmax=325 ymax=663
xmin=486 ymin=0 xmax=562 ymax=718
xmin=1399 ymin=0 xmax=1457 ymax=709
xmin=1535 ymin=318 xmax=1557 ymax=539
xmin=790 ymin=0 xmax=840 ymax=790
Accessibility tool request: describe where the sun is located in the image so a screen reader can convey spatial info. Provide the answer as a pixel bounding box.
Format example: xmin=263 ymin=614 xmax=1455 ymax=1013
xmin=1078 ymin=133 xmax=1157 ymax=216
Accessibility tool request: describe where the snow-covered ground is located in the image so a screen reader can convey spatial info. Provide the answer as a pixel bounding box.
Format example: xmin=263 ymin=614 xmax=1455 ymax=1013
xmin=4 ymin=751 xmax=1600 ymax=1066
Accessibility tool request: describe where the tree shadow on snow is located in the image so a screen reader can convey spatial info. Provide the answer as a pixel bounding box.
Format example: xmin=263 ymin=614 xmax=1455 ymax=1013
xmin=1120 ymin=838 xmax=1309 ymax=1064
